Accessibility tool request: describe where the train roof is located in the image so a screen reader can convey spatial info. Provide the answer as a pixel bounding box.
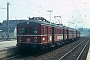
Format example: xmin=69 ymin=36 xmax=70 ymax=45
xmin=18 ymin=17 xmax=63 ymax=28
xmin=29 ymin=17 xmax=63 ymax=27
xmin=17 ymin=17 xmax=80 ymax=32
xmin=51 ymin=23 xmax=63 ymax=28
xmin=63 ymin=26 xmax=77 ymax=31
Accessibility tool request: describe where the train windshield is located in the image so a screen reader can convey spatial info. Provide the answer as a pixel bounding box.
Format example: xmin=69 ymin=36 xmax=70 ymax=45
xmin=20 ymin=28 xmax=28 ymax=34
xmin=29 ymin=27 xmax=38 ymax=35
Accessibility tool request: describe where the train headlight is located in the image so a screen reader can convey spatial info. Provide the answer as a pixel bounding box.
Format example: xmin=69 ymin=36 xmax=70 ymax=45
xmin=42 ymin=38 xmax=45 ymax=41
xmin=34 ymin=37 xmax=37 ymax=43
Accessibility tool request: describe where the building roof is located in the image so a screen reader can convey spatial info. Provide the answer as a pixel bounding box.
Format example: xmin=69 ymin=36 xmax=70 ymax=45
xmin=0 ymin=20 xmax=27 ymax=32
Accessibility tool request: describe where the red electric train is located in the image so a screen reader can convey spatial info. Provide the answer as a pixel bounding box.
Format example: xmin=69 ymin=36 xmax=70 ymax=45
xmin=16 ymin=17 xmax=80 ymax=51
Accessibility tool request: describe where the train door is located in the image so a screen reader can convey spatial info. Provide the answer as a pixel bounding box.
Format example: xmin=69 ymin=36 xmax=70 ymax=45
xmin=52 ymin=27 xmax=54 ymax=44
xmin=76 ymin=30 xmax=77 ymax=38
xmin=46 ymin=27 xmax=48 ymax=42
xmin=67 ymin=29 xmax=69 ymax=40
xmin=46 ymin=26 xmax=52 ymax=43
xmin=63 ymin=28 xmax=65 ymax=40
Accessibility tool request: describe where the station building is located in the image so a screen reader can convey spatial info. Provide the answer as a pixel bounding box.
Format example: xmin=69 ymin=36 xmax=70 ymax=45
xmin=0 ymin=20 xmax=27 ymax=38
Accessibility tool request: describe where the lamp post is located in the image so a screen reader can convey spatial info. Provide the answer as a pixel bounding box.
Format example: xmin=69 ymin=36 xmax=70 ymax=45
xmin=47 ymin=10 xmax=53 ymax=22
xmin=7 ymin=2 xmax=9 ymax=40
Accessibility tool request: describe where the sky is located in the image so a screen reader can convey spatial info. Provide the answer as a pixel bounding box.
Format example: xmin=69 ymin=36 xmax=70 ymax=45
xmin=0 ymin=0 xmax=90 ymax=28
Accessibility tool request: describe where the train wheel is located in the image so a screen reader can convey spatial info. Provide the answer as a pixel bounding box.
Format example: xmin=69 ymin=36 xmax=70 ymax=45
xmin=37 ymin=45 xmax=45 ymax=53
xmin=41 ymin=46 xmax=44 ymax=50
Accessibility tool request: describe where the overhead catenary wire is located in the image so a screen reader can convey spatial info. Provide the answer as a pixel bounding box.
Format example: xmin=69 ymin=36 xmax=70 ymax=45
xmin=7 ymin=0 xmax=51 ymax=18
xmin=70 ymin=0 xmax=82 ymax=17
xmin=2 ymin=0 xmax=84 ymax=22
xmin=44 ymin=0 xmax=60 ymax=11
xmin=24 ymin=0 xmax=47 ymax=11
xmin=3 ymin=0 xmax=44 ymax=19
xmin=24 ymin=0 xmax=59 ymax=18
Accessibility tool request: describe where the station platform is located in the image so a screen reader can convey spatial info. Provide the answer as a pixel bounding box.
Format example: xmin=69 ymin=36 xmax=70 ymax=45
xmin=86 ymin=46 xmax=90 ymax=60
xmin=0 ymin=40 xmax=17 ymax=51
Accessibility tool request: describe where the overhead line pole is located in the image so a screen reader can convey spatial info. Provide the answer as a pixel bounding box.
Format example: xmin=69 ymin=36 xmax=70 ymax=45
xmin=47 ymin=10 xmax=53 ymax=23
xmin=7 ymin=2 xmax=9 ymax=40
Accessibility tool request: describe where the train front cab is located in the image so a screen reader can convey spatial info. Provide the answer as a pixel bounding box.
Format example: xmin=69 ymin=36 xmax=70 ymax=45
xmin=17 ymin=22 xmax=42 ymax=51
xmin=17 ymin=20 xmax=53 ymax=52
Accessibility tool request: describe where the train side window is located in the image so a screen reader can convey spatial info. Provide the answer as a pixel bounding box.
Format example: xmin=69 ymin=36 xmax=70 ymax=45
xmin=61 ymin=29 xmax=63 ymax=34
xmin=42 ymin=27 xmax=44 ymax=34
xmin=29 ymin=27 xmax=38 ymax=35
xmin=54 ymin=29 xmax=56 ymax=34
xmin=20 ymin=28 xmax=28 ymax=34
xmin=46 ymin=27 xmax=48 ymax=34
xmin=59 ymin=29 xmax=61 ymax=34
xmin=49 ymin=28 xmax=51 ymax=34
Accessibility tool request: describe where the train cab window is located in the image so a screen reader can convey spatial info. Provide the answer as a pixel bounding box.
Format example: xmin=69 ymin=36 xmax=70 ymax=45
xmin=20 ymin=28 xmax=28 ymax=34
xmin=29 ymin=28 xmax=38 ymax=35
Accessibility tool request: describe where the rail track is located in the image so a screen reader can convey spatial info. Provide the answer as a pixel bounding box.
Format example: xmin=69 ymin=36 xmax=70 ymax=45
xmin=59 ymin=38 xmax=89 ymax=60
xmin=1 ymin=37 xmax=89 ymax=60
